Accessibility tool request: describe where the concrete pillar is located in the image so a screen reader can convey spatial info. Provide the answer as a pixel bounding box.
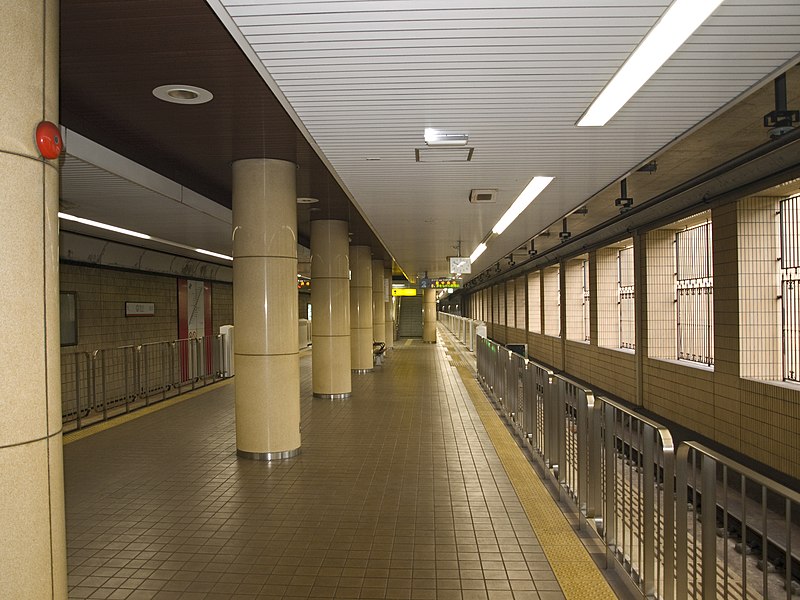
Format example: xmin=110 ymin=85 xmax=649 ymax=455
xmin=232 ymin=158 xmax=300 ymax=460
xmin=423 ymin=288 xmax=437 ymax=343
xmin=0 ymin=1 xmax=67 ymax=597
xmin=384 ymin=267 xmax=394 ymax=350
xmin=372 ymin=259 xmax=386 ymax=344
xmin=311 ymin=219 xmax=351 ymax=398
xmin=350 ymin=245 xmax=373 ymax=372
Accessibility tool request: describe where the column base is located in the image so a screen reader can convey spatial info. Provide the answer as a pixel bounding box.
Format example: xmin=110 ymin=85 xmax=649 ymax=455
xmin=313 ymin=392 xmax=351 ymax=399
xmin=352 ymin=368 xmax=373 ymax=374
xmin=237 ymin=448 xmax=300 ymax=461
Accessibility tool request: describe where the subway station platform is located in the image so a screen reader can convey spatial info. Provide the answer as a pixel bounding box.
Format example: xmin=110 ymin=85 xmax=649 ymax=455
xmin=63 ymin=328 xmax=625 ymax=600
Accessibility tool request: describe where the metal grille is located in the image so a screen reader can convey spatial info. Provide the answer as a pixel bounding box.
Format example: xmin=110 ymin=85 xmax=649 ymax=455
xmin=676 ymin=223 xmax=714 ymax=366
xmin=618 ymin=247 xmax=635 ymax=349
xmin=781 ymin=195 xmax=800 ymax=382
xmin=582 ymin=260 xmax=590 ymax=342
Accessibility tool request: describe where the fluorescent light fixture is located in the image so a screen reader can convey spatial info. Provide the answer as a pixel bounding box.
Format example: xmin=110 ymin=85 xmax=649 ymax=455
xmin=469 ymin=243 xmax=487 ymax=263
xmin=424 ymin=128 xmax=469 ymax=146
xmin=196 ymin=248 xmax=232 ymax=261
xmin=577 ymin=0 xmax=724 ymax=127
xmin=58 ymin=212 xmax=151 ymax=240
xmin=492 ymin=177 xmax=554 ymax=235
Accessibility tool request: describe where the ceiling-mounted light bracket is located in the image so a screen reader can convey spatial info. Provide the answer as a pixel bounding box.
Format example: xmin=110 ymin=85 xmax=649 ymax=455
xmin=559 ymin=218 xmax=571 ymax=243
xmin=764 ymin=74 xmax=799 ymax=139
xmin=529 ymin=239 xmax=538 ymax=257
xmin=615 ymin=178 xmax=634 ymax=214
xmin=572 ymin=206 xmax=588 ymax=216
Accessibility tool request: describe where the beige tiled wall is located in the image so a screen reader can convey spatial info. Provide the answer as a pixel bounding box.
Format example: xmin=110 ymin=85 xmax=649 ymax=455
xmin=737 ymin=197 xmax=781 ymax=380
xmin=60 ymin=263 xmax=234 ymax=354
xmin=543 ymin=266 xmax=559 ymax=337
xmin=596 ymin=247 xmax=619 ymax=348
xmin=212 ymin=281 xmax=235 ymax=331
xmin=505 ymin=279 xmax=516 ymax=331
xmin=474 ymin=196 xmax=800 ymax=479
xmin=644 ymin=229 xmax=678 ymax=360
xmin=527 ymin=271 xmax=541 ymax=333
xmin=564 ymin=256 xmax=586 ymax=342
xmin=527 ymin=332 xmax=561 ymax=370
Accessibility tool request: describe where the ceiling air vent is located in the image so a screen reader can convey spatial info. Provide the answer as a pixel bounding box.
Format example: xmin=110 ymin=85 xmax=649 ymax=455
xmin=469 ymin=189 xmax=497 ymax=204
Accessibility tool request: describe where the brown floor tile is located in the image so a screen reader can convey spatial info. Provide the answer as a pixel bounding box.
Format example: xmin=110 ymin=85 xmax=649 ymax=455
xmin=65 ymin=344 xmax=575 ymax=600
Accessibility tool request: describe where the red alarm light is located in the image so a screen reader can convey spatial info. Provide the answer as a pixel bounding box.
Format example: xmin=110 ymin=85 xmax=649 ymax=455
xmin=35 ymin=121 xmax=63 ymax=159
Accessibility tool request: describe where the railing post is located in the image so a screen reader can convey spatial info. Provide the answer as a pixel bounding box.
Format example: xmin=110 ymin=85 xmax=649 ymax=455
xmin=604 ymin=404 xmax=617 ymax=551
xmin=587 ymin=395 xmax=601 ymax=520
xmin=74 ymin=354 xmax=82 ymax=430
xmin=577 ymin=390 xmax=589 ymax=513
xmin=663 ymin=438 xmax=676 ymax=600
xmin=676 ymin=445 xmax=689 ymax=600
xmin=99 ymin=350 xmax=108 ymax=421
xmin=643 ymin=424 xmax=656 ymax=597
xmin=557 ymin=378 xmax=566 ymax=485
xmin=140 ymin=345 xmax=148 ymax=406
xmin=701 ymin=453 xmax=717 ymax=600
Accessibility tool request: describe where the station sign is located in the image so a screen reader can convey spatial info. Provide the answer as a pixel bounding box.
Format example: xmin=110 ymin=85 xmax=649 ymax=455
xmin=431 ymin=278 xmax=460 ymax=289
xmin=392 ymin=288 xmax=417 ymax=297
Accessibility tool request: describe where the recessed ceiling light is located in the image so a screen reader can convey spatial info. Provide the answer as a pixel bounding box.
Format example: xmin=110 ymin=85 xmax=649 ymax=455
xmin=577 ymin=0 xmax=724 ymax=126
xmin=297 ymin=197 xmax=319 ymax=204
xmin=152 ymin=84 xmax=213 ymax=105
xmin=424 ymin=128 xmax=469 ymax=146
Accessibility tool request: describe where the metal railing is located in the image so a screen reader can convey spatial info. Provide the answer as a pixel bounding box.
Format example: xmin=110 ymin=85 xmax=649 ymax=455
xmin=61 ymin=334 xmax=231 ymax=432
xmin=438 ymin=312 xmax=484 ymax=352
xmin=446 ymin=317 xmax=800 ymax=600
xmin=676 ymin=442 xmax=800 ymax=600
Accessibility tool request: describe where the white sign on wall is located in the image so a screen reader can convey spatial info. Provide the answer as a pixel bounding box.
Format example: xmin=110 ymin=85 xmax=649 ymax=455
xmin=125 ymin=302 xmax=155 ymax=317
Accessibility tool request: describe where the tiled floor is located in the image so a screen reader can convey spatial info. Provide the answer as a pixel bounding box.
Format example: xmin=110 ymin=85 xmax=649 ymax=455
xmin=64 ymin=339 xmax=578 ymax=600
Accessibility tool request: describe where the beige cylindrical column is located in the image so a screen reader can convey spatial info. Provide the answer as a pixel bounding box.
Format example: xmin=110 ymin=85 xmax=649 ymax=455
xmin=384 ymin=267 xmax=394 ymax=350
xmin=423 ymin=288 xmax=437 ymax=343
xmin=311 ymin=220 xmax=351 ymax=398
xmin=372 ymin=259 xmax=386 ymax=344
xmin=232 ymin=158 xmax=300 ymax=460
xmin=350 ymin=245 xmax=373 ymax=372
xmin=0 ymin=1 xmax=67 ymax=597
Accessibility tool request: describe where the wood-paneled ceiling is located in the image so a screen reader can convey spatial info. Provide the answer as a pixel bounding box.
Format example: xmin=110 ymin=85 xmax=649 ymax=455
xmin=60 ymin=0 xmax=800 ymax=280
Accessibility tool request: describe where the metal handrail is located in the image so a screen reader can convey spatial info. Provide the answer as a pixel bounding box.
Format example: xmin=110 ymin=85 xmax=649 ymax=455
xmin=61 ymin=333 xmax=232 ymax=432
xmin=468 ymin=332 xmax=799 ymax=599
xmin=676 ymin=441 xmax=800 ymax=600
xmin=438 ymin=312 xmax=484 ymax=352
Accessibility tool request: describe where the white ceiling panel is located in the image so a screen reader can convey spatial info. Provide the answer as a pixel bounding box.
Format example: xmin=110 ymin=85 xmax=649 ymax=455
xmin=211 ymin=0 xmax=800 ymax=277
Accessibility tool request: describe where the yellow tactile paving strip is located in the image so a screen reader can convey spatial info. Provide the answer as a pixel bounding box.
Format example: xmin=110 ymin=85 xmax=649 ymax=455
xmin=446 ymin=342 xmax=618 ymax=600
xmin=62 ymin=379 xmax=233 ymax=445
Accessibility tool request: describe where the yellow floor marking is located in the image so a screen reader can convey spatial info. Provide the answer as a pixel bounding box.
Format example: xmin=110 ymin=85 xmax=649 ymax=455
xmin=448 ymin=344 xmax=618 ymax=600
xmin=62 ymin=379 xmax=233 ymax=445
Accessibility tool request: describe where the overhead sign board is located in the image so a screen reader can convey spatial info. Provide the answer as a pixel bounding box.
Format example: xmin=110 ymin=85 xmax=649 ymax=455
xmin=392 ymin=288 xmax=417 ymax=297
xmin=431 ymin=278 xmax=461 ymax=289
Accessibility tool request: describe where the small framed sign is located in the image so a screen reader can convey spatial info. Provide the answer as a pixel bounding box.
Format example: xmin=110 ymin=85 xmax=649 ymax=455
xmin=125 ymin=302 xmax=155 ymax=317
